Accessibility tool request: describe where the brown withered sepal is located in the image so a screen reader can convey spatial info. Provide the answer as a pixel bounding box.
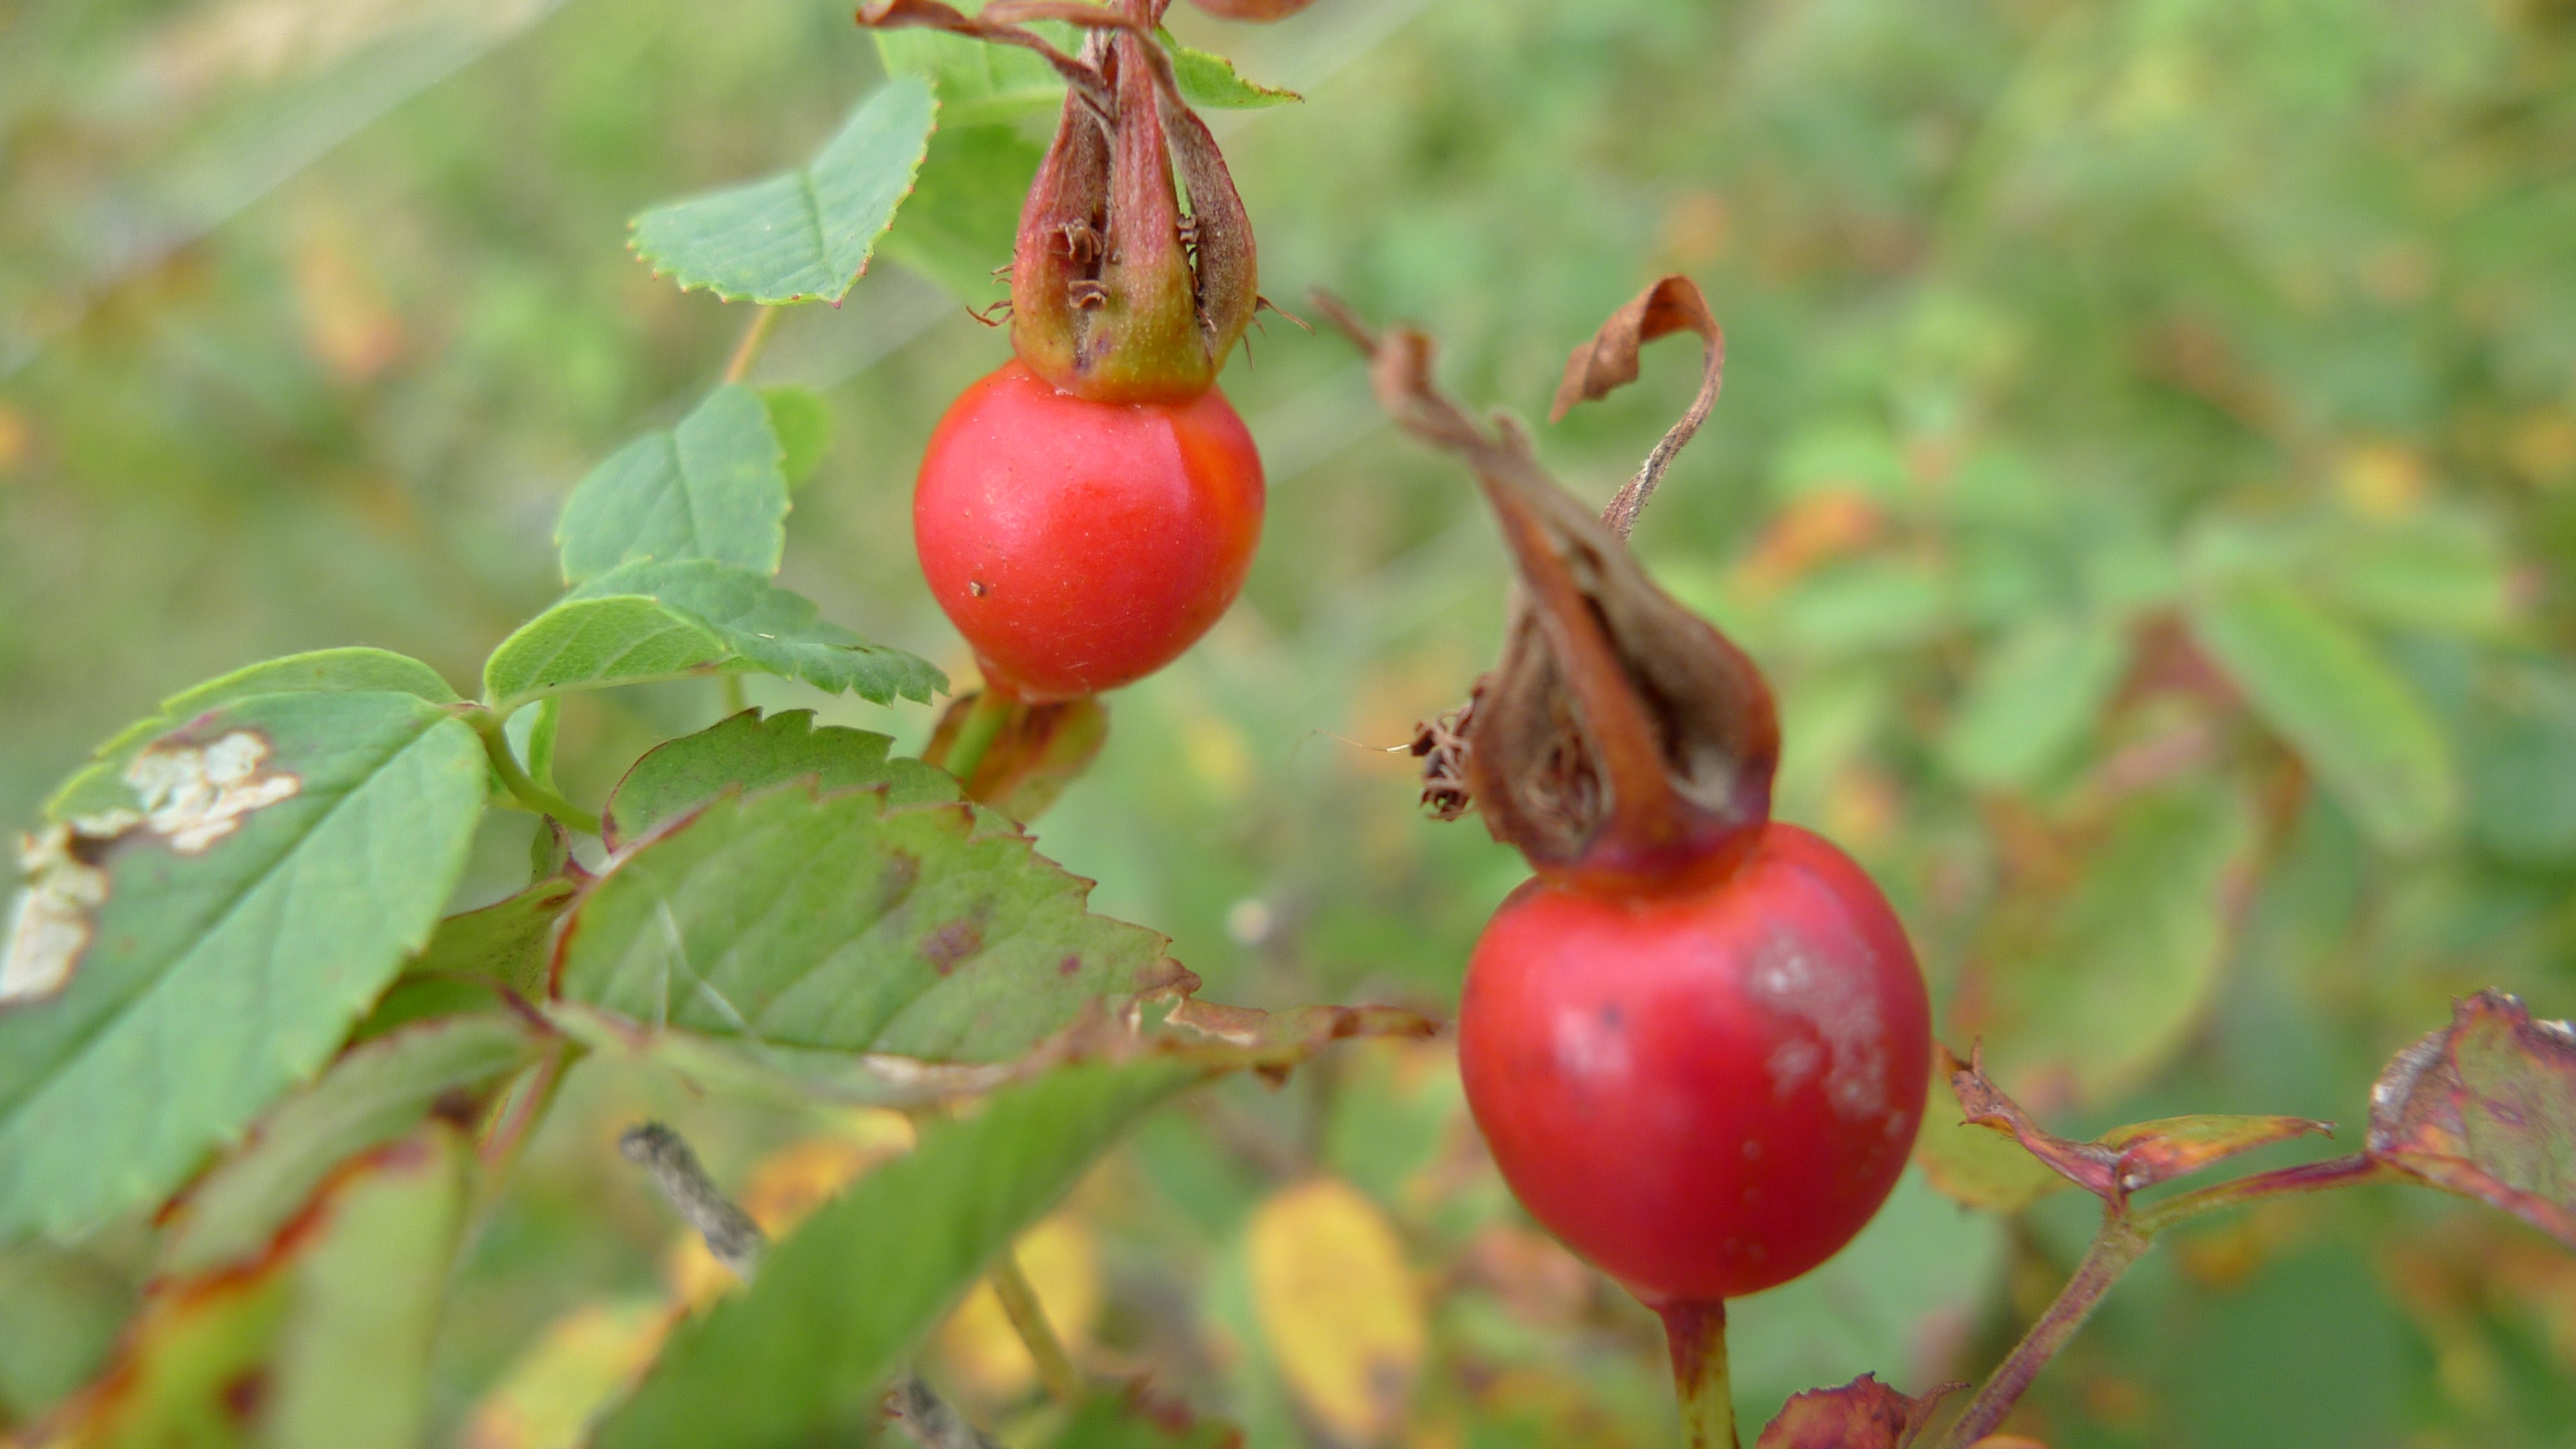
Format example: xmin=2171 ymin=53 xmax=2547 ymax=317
xmin=858 ymin=1 xmax=1257 ymax=404
xmin=1315 ymin=293 xmax=1776 ymax=889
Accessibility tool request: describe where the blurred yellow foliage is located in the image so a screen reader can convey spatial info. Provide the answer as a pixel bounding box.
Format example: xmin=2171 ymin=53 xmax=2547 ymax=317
xmin=1246 ymin=1178 xmax=1424 ymax=1445
xmin=458 ymin=1299 xmax=678 ymax=1449
xmin=934 ymin=1215 xmax=1103 ymax=1400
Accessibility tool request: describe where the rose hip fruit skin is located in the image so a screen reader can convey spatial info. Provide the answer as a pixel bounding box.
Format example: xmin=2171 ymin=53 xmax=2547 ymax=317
xmin=915 ymin=360 xmax=1264 ymax=700
xmin=1457 ymin=821 xmax=1931 ymax=1304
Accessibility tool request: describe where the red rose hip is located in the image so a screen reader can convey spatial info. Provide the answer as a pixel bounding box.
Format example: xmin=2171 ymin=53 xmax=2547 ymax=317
xmin=1458 ymin=822 xmax=1931 ymax=1302
xmin=915 ymin=360 xmax=1264 ymax=700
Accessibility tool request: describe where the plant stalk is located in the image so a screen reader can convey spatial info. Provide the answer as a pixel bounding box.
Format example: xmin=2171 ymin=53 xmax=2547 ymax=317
xmin=469 ymin=708 xmax=604 ymax=836
xmin=1937 ymin=1219 xmax=2149 ymax=1448
xmin=719 ymin=673 xmax=750 ymax=716
xmin=929 ymin=687 xmax=1016 ymax=789
xmin=1658 ymin=1299 xmax=1738 ymax=1449
xmin=723 ymin=304 xmax=780 ymax=384
xmin=988 ymin=1248 xmax=1085 ymax=1404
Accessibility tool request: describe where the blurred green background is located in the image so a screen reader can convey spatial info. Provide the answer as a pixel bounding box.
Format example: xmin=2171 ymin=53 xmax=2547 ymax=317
xmin=5 ymin=0 xmax=2576 ymax=1444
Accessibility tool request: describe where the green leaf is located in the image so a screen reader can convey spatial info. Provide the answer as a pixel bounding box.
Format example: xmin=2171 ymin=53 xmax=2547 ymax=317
xmin=1940 ymin=615 xmax=2129 ymax=788
xmin=45 ymin=1124 xmax=471 ymax=1449
xmin=629 ymin=77 xmax=937 ymax=306
xmin=0 ymin=692 xmax=488 ymax=1242
xmin=483 ymin=562 xmax=945 ymax=712
xmin=594 ymin=1057 xmax=1206 ymax=1449
xmin=47 ymin=648 xmax=459 ymax=822
xmin=360 ymin=875 xmax=582 ymax=1036
xmin=162 ymin=1014 xmax=540 ymax=1275
xmin=555 ymin=784 xmax=1191 ymax=1061
xmin=481 ymin=595 xmax=733 ymax=712
xmin=760 ymin=386 xmax=832 ymax=490
xmin=2368 ymin=989 xmax=2576 ymax=1248
xmin=876 ymin=123 xmax=1045 ymax=300
xmin=557 ymin=385 xmax=789 ymax=586
xmin=2189 ymin=579 xmax=2459 ymax=851
xmin=604 ymin=708 xmax=959 ymax=849
xmin=1161 ymin=34 xmax=1300 ymax=110
xmin=873 ymin=25 xmax=1063 ymax=127
xmin=1975 ymin=782 xmax=2257 ymax=1104
xmin=2464 ymin=665 xmax=2576 ymax=865
xmin=589 ymin=559 xmax=945 ymax=704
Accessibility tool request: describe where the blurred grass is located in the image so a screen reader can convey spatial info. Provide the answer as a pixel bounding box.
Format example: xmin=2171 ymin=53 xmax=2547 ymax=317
xmin=4 ymin=0 xmax=2575 ymax=1444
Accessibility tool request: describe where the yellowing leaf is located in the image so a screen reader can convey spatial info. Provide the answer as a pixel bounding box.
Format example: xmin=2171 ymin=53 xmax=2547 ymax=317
xmin=459 ymin=1299 xmax=680 ymax=1449
xmin=935 ymin=1215 xmax=1102 ymax=1398
xmin=1246 ymin=1179 xmax=1424 ymax=1444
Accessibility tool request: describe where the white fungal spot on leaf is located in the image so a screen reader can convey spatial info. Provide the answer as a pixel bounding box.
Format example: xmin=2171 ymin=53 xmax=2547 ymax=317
xmin=0 ymin=728 xmax=300 ymax=1004
xmin=1 ymin=827 xmax=112 ymax=1005
xmin=129 ymin=729 xmax=301 ymax=854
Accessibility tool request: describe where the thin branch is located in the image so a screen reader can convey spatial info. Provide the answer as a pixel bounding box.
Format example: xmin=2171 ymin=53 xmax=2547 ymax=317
xmin=469 ymin=708 xmax=603 ymax=836
xmin=617 ymin=1120 xmax=1002 ymax=1449
xmin=721 ymin=305 xmax=780 ymax=385
xmin=988 ymin=1249 xmax=1085 ymax=1404
xmin=1936 ymin=1220 xmax=2149 ymax=1448
xmin=2129 ymin=1152 xmax=2392 ymax=1237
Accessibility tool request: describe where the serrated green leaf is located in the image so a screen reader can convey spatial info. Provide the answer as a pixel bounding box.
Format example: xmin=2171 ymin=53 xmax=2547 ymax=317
xmin=1977 ymin=783 xmax=2257 ymax=1104
xmin=578 ymin=559 xmax=946 ymax=705
xmin=604 ymin=708 xmax=958 ymax=848
xmin=594 ymin=1057 xmax=1204 ymax=1449
xmin=876 ymin=123 xmax=1045 ymax=300
xmin=557 ymin=385 xmax=788 ymax=586
xmin=556 ymin=784 xmax=1188 ymax=1061
xmin=162 ymin=1014 xmax=539 ymax=1275
xmin=873 ymin=25 xmax=1063 ymax=126
xmin=0 ymin=691 xmax=488 ymax=1243
xmin=1941 ymin=615 xmax=2130 ymax=788
xmin=482 ymin=595 xmax=734 ymax=712
xmin=47 ymin=648 xmax=460 ymax=822
xmin=484 ymin=562 xmax=944 ymax=712
xmin=2189 ymin=578 xmax=2458 ymax=851
xmin=759 ymin=386 xmax=831 ymax=490
xmin=630 ymin=77 xmax=937 ymax=306
xmin=1161 ymin=33 xmax=1300 ymax=110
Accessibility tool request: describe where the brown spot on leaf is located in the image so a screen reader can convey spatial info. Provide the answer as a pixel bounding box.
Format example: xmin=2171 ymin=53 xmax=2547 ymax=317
xmin=1059 ymin=954 xmax=1083 ymax=976
xmin=922 ymin=919 xmax=985 ymax=975
xmin=877 ymin=850 xmax=921 ymax=914
xmin=220 ymin=1367 xmax=270 ymax=1422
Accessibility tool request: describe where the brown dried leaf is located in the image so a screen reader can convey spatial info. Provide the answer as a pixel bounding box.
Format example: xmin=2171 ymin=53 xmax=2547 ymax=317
xmin=1163 ymin=997 xmax=1438 ymax=1083
xmin=1755 ymin=1374 xmax=1960 ymax=1449
xmin=1547 ymin=275 xmax=1725 ymax=538
xmin=1946 ymin=1045 xmax=2331 ymax=1205
xmin=2367 ymin=989 xmax=2576 ymax=1248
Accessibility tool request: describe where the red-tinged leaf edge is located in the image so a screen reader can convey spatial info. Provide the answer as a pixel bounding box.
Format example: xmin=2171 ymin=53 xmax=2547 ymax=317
xmin=2366 ymin=989 xmax=2576 ymax=1248
xmin=1755 ymin=1373 xmax=1963 ymax=1449
xmin=1944 ymin=1045 xmax=2333 ymax=1205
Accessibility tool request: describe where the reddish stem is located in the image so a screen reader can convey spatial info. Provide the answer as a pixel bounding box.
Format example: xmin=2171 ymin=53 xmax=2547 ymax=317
xmin=1938 ymin=1152 xmax=2393 ymax=1447
xmin=1657 ymin=1298 xmax=1738 ymax=1449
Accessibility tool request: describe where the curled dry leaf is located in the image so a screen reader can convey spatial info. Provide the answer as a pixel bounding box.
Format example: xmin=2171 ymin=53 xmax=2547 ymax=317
xmin=1313 ymin=293 xmax=1773 ymax=887
xmin=925 ymin=691 xmax=1109 ymax=822
xmin=1943 ymin=1045 xmax=2331 ymax=1206
xmin=1547 ymin=275 xmax=1726 ymax=539
xmin=1754 ymin=1373 xmax=1961 ymax=1449
xmin=2367 ymin=989 xmax=2576 ymax=1248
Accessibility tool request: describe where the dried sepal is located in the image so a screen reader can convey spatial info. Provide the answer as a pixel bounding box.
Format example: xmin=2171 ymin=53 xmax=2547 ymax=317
xmin=1755 ymin=1374 xmax=1961 ymax=1449
xmin=854 ymin=0 xmax=1108 ymax=103
xmin=1182 ymin=0 xmax=1319 ymax=18
xmin=1548 ymin=275 xmax=1727 ymax=538
xmin=998 ymin=25 xmax=1257 ymax=402
xmin=2366 ymin=989 xmax=2576 ymax=1248
xmin=1944 ymin=1045 xmax=2333 ymax=1207
xmin=1317 ymin=294 xmax=1775 ymax=889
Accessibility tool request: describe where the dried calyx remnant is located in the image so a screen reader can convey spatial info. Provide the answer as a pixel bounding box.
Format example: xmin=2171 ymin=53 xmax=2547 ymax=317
xmin=1317 ymin=280 xmax=1756 ymax=891
xmin=858 ymin=0 xmax=1258 ymax=404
